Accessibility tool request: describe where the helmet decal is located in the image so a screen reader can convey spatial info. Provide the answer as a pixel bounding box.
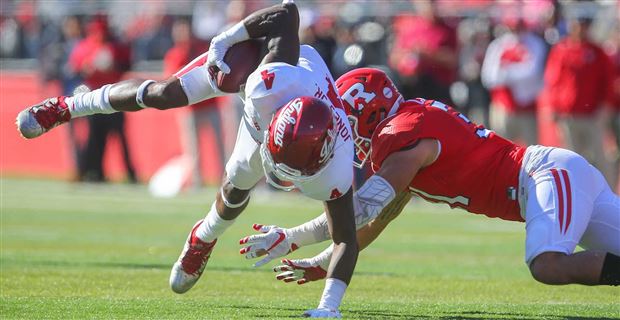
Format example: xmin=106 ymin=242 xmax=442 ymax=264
xmin=340 ymin=82 xmax=376 ymax=113
xmin=273 ymin=98 xmax=303 ymax=147
xmin=319 ymin=119 xmax=338 ymax=164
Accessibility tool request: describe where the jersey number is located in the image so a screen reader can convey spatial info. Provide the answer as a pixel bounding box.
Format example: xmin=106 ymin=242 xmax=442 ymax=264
xmin=261 ymin=70 xmax=275 ymax=90
xmin=409 ymin=187 xmax=470 ymax=208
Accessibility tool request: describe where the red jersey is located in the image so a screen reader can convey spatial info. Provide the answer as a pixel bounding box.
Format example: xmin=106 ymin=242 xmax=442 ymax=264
xmin=69 ymin=37 xmax=131 ymax=89
xmin=370 ymin=99 xmax=525 ymax=221
xmin=542 ymin=39 xmax=614 ymax=115
xmin=391 ymin=15 xmax=457 ymax=85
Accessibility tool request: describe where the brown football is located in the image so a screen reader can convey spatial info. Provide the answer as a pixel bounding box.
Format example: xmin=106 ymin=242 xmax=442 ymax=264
xmin=216 ymin=39 xmax=263 ymax=93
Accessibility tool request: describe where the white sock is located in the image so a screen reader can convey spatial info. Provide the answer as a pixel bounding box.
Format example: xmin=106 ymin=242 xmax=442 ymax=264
xmin=195 ymin=202 xmax=235 ymax=242
xmin=65 ymin=84 xmax=116 ymax=118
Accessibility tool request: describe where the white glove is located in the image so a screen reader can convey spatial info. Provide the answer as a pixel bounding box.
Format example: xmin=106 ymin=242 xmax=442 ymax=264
xmin=206 ymin=22 xmax=250 ymax=74
xmin=303 ymin=308 xmax=342 ymax=318
xmin=239 ymin=224 xmax=298 ymax=267
xmin=272 ymin=245 xmax=332 ymax=284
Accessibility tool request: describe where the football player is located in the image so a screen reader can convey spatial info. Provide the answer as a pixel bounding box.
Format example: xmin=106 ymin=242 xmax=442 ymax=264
xmin=16 ymin=1 xmax=357 ymax=317
xmin=240 ymin=68 xmax=620 ymax=288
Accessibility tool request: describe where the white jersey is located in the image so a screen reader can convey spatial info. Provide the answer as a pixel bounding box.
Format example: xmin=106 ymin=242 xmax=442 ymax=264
xmin=244 ymin=45 xmax=344 ymax=141
xmin=229 ymin=45 xmax=354 ymax=201
xmin=175 ymin=45 xmax=354 ymax=200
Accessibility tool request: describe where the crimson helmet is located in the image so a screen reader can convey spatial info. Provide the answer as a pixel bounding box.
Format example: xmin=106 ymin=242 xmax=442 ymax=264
xmin=260 ymin=96 xmax=338 ymax=191
xmin=336 ymin=68 xmax=403 ymax=168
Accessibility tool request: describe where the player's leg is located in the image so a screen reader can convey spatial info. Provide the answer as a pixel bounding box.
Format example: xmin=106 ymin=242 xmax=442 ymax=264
xmin=17 ymin=51 xmax=222 ymax=139
xmin=195 ymin=119 xmax=264 ymax=238
xmin=529 ymin=178 xmax=620 ymax=286
xmin=525 ymin=148 xmax=618 ymax=285
xmin=169 ymin=119 xmax=264 ymax=293
xmin=577 ymin=165 xmax=620 ymax=285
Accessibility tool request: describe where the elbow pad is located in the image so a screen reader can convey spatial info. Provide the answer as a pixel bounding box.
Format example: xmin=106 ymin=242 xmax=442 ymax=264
xmin=353 ymin=175 xmax=396 ymax=228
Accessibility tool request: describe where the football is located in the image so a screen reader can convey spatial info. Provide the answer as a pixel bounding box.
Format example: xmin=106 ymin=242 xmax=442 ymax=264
xmin=216 ymin=39 xmax=263 ymax=93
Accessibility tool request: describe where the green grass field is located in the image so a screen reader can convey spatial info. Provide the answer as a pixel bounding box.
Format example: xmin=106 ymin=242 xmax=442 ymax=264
xmin=1 ymin=178 xmax=618 ymax=319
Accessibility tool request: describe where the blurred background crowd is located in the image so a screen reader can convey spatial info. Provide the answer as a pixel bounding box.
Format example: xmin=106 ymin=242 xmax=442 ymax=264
xmin=1 ymin=0 xmax=619 ymax=193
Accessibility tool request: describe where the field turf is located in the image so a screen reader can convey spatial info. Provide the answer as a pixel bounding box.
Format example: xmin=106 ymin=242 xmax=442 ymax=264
xmin=1 ymin=178 xmax=618 ymax=319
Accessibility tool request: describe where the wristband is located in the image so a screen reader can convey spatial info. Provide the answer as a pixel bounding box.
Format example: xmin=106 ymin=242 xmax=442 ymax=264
xmin=285 ymin=213 xmax=330 ymax=248
xmin=220 ymin=21 xmax=250 ymax=46
xmin=317 ymin=278 xmax=347 ymax=310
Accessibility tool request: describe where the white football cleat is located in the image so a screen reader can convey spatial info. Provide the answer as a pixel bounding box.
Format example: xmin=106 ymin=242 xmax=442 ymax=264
xmin=16 ymin=96 xmax=71 ymax=139
xmin=303 ymin=308 xmax=342 ymax=318
xmin=169 ymin=220 xmax=217 ymax=294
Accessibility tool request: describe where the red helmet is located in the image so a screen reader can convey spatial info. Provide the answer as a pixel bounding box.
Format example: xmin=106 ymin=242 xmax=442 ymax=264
xmin=260 ymin=96 xmax=338 ymax=191
xmin=336 ymin=68 xmax=403 ymax=168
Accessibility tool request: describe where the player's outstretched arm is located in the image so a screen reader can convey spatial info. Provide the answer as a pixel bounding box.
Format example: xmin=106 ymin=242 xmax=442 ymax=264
xmin=238 ymin=191 xmax=411 ymax=271
xmin=207 ymin=0 xmax=299 ymax=73
xmin=271 ymin=192 xmax=411 ymax=285
xmin=307 ymin=187 xmax=358 ymax=317
xmin=356 ymin=191 xmax=412 ymax=248
xmin=245 ymin=1 xmax=299 ymax=66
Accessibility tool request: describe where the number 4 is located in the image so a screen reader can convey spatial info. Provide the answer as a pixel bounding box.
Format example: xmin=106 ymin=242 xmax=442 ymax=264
xmin=261 ymin=70 xmax=275 ymax=90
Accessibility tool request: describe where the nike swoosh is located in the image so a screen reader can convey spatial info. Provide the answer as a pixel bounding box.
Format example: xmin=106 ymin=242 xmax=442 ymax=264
xmin=267 ymin=232 xmax=286 ymax=252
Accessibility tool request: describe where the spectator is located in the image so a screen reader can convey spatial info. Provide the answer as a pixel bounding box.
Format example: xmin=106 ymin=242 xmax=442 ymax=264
xmin=68 ymin=16 xmax=136 ymax=182
xmin=163 ymin=18 xmax=225 ymax=190
xmin=540 ymin=15 xmax=614 ymax=183
xmin=388 ymin=0 xmax=458 ymax=102
xmin=481 ymin=16 xmax=547 ymax=146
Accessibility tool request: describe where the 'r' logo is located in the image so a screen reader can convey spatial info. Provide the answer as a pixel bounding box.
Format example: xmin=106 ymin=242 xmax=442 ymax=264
xmin=261 ymin=70 xmax=275 ymax=90
xmin=341 ymin=83 xmax=376 ymax=113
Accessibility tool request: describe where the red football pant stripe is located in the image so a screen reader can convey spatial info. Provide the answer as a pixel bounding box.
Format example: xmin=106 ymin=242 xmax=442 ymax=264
xmin=560 ymin=169 xmax=572 ymax=234
xmin=551 ymin=169 xmax=565 ymax=233
xmin=174 ymin=51 xmax=209 ymax=78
